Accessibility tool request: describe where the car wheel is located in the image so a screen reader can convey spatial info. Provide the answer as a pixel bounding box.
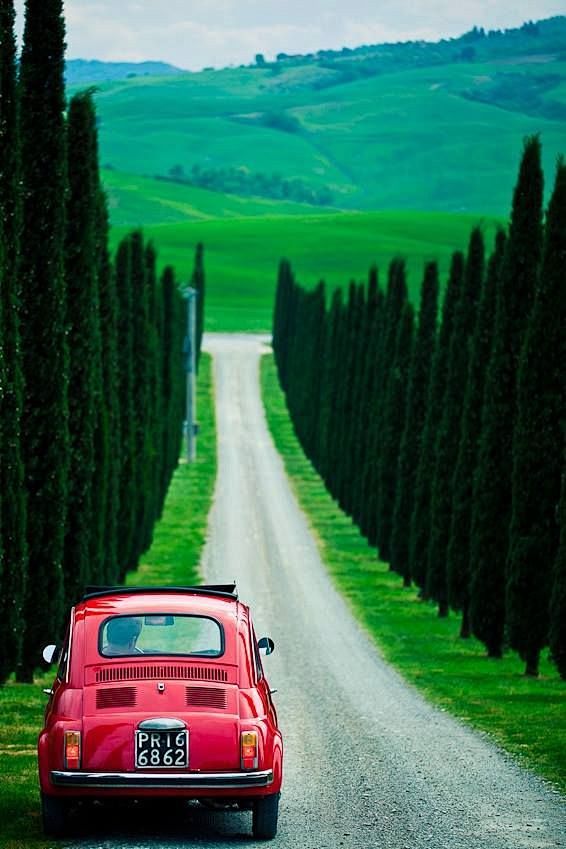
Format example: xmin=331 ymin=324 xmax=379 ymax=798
xmin=252 ymin=792 xmax=279 ymax=840
xmin=41 ymin=792 xmax=69 ymax=837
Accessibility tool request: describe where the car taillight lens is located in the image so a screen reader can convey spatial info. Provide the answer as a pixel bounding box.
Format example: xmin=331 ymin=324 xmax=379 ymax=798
xmin=64 ymin=731 xmax=81 ymax=769
xmin=241 ymin=730 xmax=258 ymax=770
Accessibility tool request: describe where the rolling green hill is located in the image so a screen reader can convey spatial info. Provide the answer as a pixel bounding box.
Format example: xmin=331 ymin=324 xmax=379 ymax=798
xmin=90 ymin=17 xmax=563 ymax=331
xmin=90 ymin=16 xmax=566 ymax=219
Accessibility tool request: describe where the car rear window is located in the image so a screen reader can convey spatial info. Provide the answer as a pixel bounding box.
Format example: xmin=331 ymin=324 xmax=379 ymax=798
xmin=99 ymin=614 xmax=224 ymax=658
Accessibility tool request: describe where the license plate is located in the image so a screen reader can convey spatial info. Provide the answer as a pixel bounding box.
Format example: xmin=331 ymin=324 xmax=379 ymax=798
xmin=135 ymin=729 xmax=189 ymax=768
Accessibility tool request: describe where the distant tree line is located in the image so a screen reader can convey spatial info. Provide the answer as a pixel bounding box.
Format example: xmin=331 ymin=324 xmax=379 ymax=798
xmin=259 ymin=18 xmax=564 ymax=90
xmin=272 ymin=137 xmax=565 ymax=679
xmin=161 ymin=163 xmax=334 ymax=207
xmin=0 ymin=0 xmax=203 ymax=683
xmin=462 ymin=73 xmax=566 ymax=122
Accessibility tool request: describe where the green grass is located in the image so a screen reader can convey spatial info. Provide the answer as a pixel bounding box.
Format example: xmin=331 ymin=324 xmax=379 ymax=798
xmin=0 ymin=672 xmax=54 ymax=849
xmin=260 ymin=353 xmax=565 ymax=793
xmin=110 ymin=210 xmax=500 ymax=332
xmin=0 ymin=354 xmax=217 ymax=847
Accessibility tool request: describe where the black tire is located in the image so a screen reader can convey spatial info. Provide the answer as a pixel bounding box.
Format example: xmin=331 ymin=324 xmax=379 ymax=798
xmin=252 ymin=793 xmax=279 ymax=840
xmin=41 ymin=792 xmax=69 ymax=837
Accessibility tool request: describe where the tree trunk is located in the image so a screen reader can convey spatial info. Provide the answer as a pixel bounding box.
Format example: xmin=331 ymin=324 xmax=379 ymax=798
xmin=524 ymin=650 xmax=539 ymax=678
xmin=487 ymin=645 xmax=503 ymax=659
xmin=460 ymin=604 xmax=471 ymax=638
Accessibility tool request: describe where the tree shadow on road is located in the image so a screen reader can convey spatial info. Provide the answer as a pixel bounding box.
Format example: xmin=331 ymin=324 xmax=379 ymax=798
xmin=63 ymin=799 xmax=256 ymax=846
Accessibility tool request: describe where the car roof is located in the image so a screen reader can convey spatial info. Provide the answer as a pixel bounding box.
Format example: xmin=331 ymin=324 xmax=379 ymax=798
xmin=77 ymin=585 xmax=245 ymax=621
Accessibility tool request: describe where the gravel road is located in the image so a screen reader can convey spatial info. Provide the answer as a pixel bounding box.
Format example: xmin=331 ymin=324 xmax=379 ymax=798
xmin=71 ymin=332 xmax=565 ymax=849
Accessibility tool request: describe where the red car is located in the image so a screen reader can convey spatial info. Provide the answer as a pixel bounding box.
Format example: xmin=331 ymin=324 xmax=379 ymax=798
xmin=38 ymin=584 xmax=283 ymax=839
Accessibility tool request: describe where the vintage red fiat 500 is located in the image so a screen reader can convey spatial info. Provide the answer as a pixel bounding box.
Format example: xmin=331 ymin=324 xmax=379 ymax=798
xmin=38 ymin=584 xmax=283 ymax=839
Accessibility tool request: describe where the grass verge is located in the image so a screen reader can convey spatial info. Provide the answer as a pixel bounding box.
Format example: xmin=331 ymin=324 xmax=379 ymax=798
xmin=260 ymin=352 xmax=565 ymax=794
xmin=0 ymin=353 xmax=217 ymax=847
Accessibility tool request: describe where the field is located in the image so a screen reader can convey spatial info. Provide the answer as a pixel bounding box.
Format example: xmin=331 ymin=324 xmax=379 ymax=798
xmin=109 ymin=208 xmax=500 ymax=332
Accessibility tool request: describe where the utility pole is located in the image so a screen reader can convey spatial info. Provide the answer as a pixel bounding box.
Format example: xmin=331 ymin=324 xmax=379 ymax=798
xmin=183 ymin=287 xmax=198 ymax=462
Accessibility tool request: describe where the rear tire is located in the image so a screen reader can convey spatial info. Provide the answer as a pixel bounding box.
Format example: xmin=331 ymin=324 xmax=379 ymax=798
xmin=41 ymin=793 xmax=69 ymax=837
xmin=252 ymin=793 xmax=279 ymax=840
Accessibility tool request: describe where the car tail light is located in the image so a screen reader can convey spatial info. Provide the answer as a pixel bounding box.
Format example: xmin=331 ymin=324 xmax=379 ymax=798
xmin=241 ymin=730 xmax=258 ymax=770
xmin=64 ymin=731 xmax=81 ymax=769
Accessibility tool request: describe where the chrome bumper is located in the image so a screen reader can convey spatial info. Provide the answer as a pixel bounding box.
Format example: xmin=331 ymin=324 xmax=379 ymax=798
xmin=50 ymin=769 xmax=273 ymax=790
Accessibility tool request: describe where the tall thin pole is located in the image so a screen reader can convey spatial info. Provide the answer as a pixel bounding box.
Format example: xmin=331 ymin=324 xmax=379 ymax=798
xmin=184 ymin=287 xmax=198 ymax=462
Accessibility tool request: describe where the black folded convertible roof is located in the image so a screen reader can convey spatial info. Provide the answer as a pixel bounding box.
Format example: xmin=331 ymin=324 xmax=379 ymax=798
xmin=82 ymin=584 xmax=238 ymax=602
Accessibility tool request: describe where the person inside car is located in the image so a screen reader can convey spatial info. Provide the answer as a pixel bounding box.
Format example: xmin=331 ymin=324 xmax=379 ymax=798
xmin=104 ymin=617 xmax=143 ymax=656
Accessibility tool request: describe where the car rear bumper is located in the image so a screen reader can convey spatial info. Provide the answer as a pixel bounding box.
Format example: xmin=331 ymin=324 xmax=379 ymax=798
xmin=50 ymin=769 xmax=273 ymax=790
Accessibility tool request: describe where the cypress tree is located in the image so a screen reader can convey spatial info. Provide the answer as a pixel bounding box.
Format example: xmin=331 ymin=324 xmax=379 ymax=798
xmin=161 ymin=266 xmax=180 ymax=497
xmin=357 ymin=283 xmax=385 ymax=539
xmin=409 ymin=252 xmax=464 ymax=592
xmin=470 ymin=136 xmax=544 ymax=658
xmin=273 ymin=260 xmax=296 ymax=392
xmin=281 ymin=281 xmax=301 ymax=427
xmin=506 ymin=159 xmax=566 ymax=676
xmin=84 ymin=104 xmax=113 ymax=587
xmin=95 ymin=188 xmax=120 ymax=585
xmin=302 ymin=282 xmax=327 ymax=465
xmin=447 ymin=230 xmax=505 ymax=636
xmin=0 ymin=0 xmax=27 ymax=681
xmin=130 ymin=230 xmax=152 ymax=566
xmin=340 ymin=283 xmax=367 ymax=516
xmin=325 ymin=286 xmax=350 ymax=499
xmin=352 ymin=269 xmax=384 ymax=530
xmin=0 ymin=222 xmax=4 ymax=676
xmin=376 ymin=301 xmax=414 ymax=561
xmin=549 ymin=458 xmax=566 ymax=680
xmin=367 ymin=259 xmax=408 ymax=550
xmin=63 ymin=91 xmax=100 ymax=605
xmin=141 ymin=241 xmax=160 ymax=548
xmin=192 ymin=243 xmax=205 ymax=369
xmin=317 ymin=288 xmax=343 ymax=488
xmin=273 ymin=260 xmax=291 ymax=386
xmin=427 ymin=229 xmax=484 ymax=615
xmin=171 ymin=279 xmax=186 ymax=473
xmin=18 ymin=0 xmax=69 ymax=679
xmin=115 ymin=236 xmax=136 ymax=579
xmin=335 ymin=283 xmax=365 ymax=513
xmin=390 ymin=262 xmax=439 ymax=585
xmin=152 ymin=252 xmax=166 ymax=516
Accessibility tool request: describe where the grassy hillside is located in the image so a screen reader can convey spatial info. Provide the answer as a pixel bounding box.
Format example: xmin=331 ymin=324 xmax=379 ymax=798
xmin=88 ymin=18 xmax=566 ymax=219
xmin=94 ymin=18 xmax=561 ymax=332
xmin=109 ymin=210 xmax=500 ymax=331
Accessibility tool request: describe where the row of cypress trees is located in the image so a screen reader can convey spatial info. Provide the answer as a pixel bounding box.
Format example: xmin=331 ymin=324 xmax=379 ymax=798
xmin=273 ymin=137 xmax=565 ymax=678
xmin=0 ymin=0 xmax=195 ymax=682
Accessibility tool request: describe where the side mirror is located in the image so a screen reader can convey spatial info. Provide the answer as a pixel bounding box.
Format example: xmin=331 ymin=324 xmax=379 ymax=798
xmin=42 ymin=644 xmax=58 ymax=664
xmin=258 ymin=637 xmax=275 ymax=656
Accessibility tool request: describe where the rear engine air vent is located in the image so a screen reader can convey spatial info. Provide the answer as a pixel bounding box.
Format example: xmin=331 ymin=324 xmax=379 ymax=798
xmin=186 ymin=686 xmax=227 ymax=710
xmin=96 ymin=686 xmax=137 ymax=710
xmin=94 ymin=665 xmax=228 ymax=684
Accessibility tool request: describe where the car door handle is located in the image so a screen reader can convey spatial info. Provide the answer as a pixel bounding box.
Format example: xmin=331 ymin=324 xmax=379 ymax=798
xmin=270 ymin=688 xmax=278 ymax=695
